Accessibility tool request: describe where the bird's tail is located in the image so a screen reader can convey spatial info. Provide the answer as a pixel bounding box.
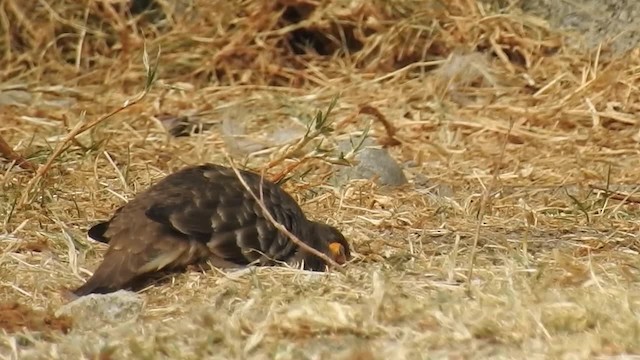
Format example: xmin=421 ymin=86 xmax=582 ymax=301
xmin=72 ymin=237 xmax=210 ymax=297
xmin=72 ymin=248 xmax=138 ymax=296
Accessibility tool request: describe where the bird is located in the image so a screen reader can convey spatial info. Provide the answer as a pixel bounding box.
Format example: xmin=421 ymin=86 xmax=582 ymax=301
xmin=72 ymin=163 xmax=351 ymax=296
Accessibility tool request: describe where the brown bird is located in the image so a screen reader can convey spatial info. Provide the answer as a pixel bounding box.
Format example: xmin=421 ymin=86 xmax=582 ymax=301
xmin=72 ymin=163 xmax=351 ymax=296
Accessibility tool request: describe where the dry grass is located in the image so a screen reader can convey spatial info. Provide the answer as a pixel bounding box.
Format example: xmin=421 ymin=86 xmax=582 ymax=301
xmin=2 ymin=0 xmax=640 ymax=358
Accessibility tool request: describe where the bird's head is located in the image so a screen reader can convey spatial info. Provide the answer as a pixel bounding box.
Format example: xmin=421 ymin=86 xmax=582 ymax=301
xmin=308 ymin=221 xmax=351 ymax=266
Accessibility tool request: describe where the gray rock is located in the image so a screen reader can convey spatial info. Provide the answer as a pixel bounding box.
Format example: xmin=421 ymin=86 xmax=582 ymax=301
xmin=0 ymin=89 xmax=32 ymax=106
xmin=333 ymin=139 xmax=408 ymax=186
xmin=520 ymin=0 xmax=640 ymax=54
xmin=55 ymin=290 xmax=144 ymax=330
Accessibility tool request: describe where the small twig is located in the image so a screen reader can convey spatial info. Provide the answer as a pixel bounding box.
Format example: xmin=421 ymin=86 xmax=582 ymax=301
xmin=224 ymin=154 xmax=345 ymax=273
xmin=260 ymin=96 xmax=371 ymax=187
xmin=565 ymin=189 xmax=591 ymax=223
xmin=0 ymin=134 xmax=36 ymax=171
xmin=358 ymin=104 xmax=401 ymax=146
xmin=268 ymin=126 xmax=370 ymax=185
xmin=261 ymin=95 xmax=354 ymax=186
xmin=265 ymin=95 xmax=339 ymax=170
xmin=18 ymin=45 xmax=160 ymax=206
xmin=270 ymin=158 xmax=312 ymax=185
xmin=466 ymin=120 xmax=513 ymax=296
xmin=589 ymin=184 xmax=640 ymax=204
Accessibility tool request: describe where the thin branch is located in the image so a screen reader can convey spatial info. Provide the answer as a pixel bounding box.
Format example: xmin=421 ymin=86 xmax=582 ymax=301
xmin=358 ymin=104 xmax=401 ymax=146
xmin=224 ymin=154 xmax=345 ymax=273
xmin=0 ymin=134 xmax=35 ymax=171
xmin=265 ymin=95 xmax=339 ymax=170
xmin=589 ymin=184 xmax=640 ymax=204
xmin=466 ymin=120 xmax=513 ymax=296
xmin=18 ymin=45 xmax=160 ymax=207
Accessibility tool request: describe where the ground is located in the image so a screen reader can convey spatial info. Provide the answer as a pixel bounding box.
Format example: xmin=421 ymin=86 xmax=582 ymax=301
xmin=2 ymin=0 xmax=640 ymax=359
xmin=520 ymin=0 xmax=640 ymax=53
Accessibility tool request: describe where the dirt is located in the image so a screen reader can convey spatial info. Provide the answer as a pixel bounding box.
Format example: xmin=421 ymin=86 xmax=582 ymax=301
xmin=515 ymin=0 xmax=640 ymax=53
xmin=3 ymin=0 xmax=640 ymax=358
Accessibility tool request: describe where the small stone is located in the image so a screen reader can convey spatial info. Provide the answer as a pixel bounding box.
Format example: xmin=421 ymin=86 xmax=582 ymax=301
xmin=333 ymin=139 xmax=408 ymax=186
xmin=55 ymin=290 xmax=144 ymax=330
xmin=0 ymin=89 xmax=32 ymax=106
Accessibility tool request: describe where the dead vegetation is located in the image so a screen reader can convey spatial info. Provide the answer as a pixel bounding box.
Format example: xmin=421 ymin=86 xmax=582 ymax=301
xmin=2 ymin=0 xmax=640 ymax=358
xmin=0 ymin=302 xmax=72 ymax=335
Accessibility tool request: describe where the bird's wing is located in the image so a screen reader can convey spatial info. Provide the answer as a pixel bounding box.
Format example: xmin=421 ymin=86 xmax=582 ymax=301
xmin=143 ymin=164 xmax=304 ymax=264
xmin=73 ymin=198 xmax=210 ymax=296
xmin=73 ymin=167 xmax=217 ymax=296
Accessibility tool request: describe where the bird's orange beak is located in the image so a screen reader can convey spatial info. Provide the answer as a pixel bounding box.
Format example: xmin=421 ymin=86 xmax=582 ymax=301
xmin=328 ymin=242 xmax=347 ymax=265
